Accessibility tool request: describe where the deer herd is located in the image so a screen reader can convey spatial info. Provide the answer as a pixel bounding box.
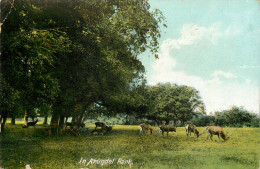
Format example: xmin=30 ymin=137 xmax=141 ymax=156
xmin=139 ymin=123 xmax=229 ymax=141
xmin=23 ymin=118 xmax=229 ymax=141
xmin=65 ymin=121 xmax=113 ymax=134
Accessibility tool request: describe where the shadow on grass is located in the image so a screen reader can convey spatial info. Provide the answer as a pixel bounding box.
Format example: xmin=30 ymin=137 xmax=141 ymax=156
xmin=1 ymin=124 xmax=184 ymax=168
xmin=3 ymin=125 xmax=258 ymax=169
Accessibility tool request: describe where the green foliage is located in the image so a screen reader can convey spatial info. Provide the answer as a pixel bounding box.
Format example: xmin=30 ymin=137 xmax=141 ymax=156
xmin=222 ymin=106 xmax=253 ymax=127
xmin=189 ymin=106 xmax=258 ymax=127
xmin=1 ymin=0 xmax=165 ymax=125
xmin=249 ymin=116 xmax=260 ymax=127
xmin=214 ymin=111 xmax=226 ymax=126
xmin=2 ymin=28 xmax=70 ymax=115
xmin=141 ymin=83 xmax=205 ymax=124
xmin=189 ymin=115 xmax=216 ymax=127
xmin=0 ymin=80 xmax=20 ymax=112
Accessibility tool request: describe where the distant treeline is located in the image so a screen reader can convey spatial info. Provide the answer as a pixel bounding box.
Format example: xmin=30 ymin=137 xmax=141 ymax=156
xmin=188 ymin=107 xmax=259 ymax=127
xmin=122 ymin=106 xmax=260 ymax=128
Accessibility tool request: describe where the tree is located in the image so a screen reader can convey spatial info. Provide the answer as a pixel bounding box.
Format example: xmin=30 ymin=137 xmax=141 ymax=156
xmin=2 ymin=21 xmax=71 ymax=126
xmin=1 ymin=0 xmax=165 ymax=131
xmin=46 ymin=0 xmax=165 ymax=129
xmin=189 ymin=115 xmax=215 ymax=127
xmin=175 ymin=85 xmax=205 ymax=124
xmin=250 ymin=115 xmax=260 ymax=127
xmin=214 ymin=111 xmax=227 ymax=126
xmin=0 ymin=0 xmax=16 ymax=133
xmin=222 ymin=106 xmax=254 ymax=127
xmin=0 ymin=80 xmax=20 ymax=130
xmin=140 ymin=83 xmax=205 ymax=125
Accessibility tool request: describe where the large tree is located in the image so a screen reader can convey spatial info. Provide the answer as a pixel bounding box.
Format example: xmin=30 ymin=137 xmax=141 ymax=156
xmin=1 ymin=28 xmax=70 ymax=126
xmin=140 ymin=83 xmax=205 ymax=125
xmin=0 ymin=0 xmax=16 ymax=132
xmin=1 ymin=0 xmax=165 ymax=130
xmin=219 ymin=106 xmax=254 ymax=127
xmin=48 ymin=0 xmax=165 ymax=128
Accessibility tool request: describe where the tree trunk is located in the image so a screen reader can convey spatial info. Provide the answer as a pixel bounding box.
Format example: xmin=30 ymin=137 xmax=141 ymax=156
xmin=11 ymin=116 xmax=15 ymax=125
xmin=82 ymin=114 xmax=87 ymax=124
xmin=173 ymin=120 xmax=177 ymax=126
xmin=181 ymin=120 xmax=184 ymax=126
xmin=71 ymin=115 xmax=76 ymax=123
xmin=77 ymin=114 xmax=83 ymax=125
xmin=165 ymin=119 xmax=170 ymax=125
xmin=59 ymin=115 xmax=65 ymax=129
xmin=43 ymin=116 xmax=48 ymax=125
xmin=65 ymin=116 xmax=69 ymax=123
xmin=71 ymin=113 xmax=83 ymax=129
xmin=0 ymin=116 xmax=2 ymax=133
xmin=1 ymin=111 xmax=8 ymax=132
xmin=2 ymin=117 xmax=7 ymax=131
xmin=155 ymin=119 xmax=162 ymax=126
xmin=50 ymin=113 xmax=60 ymax=134
xmin=51 ymin=113 xmax=60 ymax=126
xmin=0 ymin=11 xmax=2 ymax=134
xmin=24 ymin=110 xmax=28 ymax=126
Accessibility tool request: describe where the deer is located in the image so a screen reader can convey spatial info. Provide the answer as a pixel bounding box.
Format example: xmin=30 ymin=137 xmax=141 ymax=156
xmin=94 ymin=122 xmax=112 ymax=133
xmin=27 ymin=118 xmax=38 ymax=127
xmin=158 ymin=125 xmax=176 ymax=136
xmin=185 ymin=124 xmax=201 ymax=138
xmin=98 ymin=125 xmax=112 ymax=132
xmin=91 ymin=122 xmax=113 ymax=135
xmin=95 ymin=122 xmax=106 ymax=130
xmin=139 ymin=124 xmax=153 ymax=135
xmin=65 ymin=122 xmax=85 ymax=129
xmin=206 ymin=126 xmax=229 ymax=141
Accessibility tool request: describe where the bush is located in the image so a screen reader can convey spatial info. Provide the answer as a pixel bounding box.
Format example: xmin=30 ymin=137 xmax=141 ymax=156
xmin=189 ymin=115 xmax=215 ymax=127
xmin=250 ymin=117 xmax=260 ymax=127
xmin=229 ymin=123 xmax=243 ymax=128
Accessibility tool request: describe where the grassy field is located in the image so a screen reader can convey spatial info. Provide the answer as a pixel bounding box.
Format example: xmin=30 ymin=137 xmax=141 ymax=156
xmin=0 ymin=123 xmax=259 ymax=169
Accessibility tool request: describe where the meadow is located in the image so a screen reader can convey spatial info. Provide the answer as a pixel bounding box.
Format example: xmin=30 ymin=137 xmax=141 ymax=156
xmin=0 ymin=123 xmax=259 ymax=169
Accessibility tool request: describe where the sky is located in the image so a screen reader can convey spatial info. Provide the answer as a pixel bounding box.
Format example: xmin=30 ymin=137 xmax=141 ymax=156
xmin=139 ymin=0 xmax=260 ymax=114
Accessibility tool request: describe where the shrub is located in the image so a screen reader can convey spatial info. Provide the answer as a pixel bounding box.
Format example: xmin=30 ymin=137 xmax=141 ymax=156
xmin=250 ymin=117 xmax=260 ymax=127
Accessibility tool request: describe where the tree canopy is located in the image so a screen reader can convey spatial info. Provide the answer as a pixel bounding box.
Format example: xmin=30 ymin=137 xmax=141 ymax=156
xmin=137 ymin=83 xmax=205 ymax=125
xmin=189 ymin=106 xmax=259 ymax=127
xmin=1 ymin=0 xmax=165 ymax=130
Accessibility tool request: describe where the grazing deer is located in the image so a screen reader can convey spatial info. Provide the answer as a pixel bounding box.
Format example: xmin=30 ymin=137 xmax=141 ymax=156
xmin=27 ymin=119 xmax=38 ymax=127
xmin=185 ymin=124 xmax=201 ymax=138
xmin=66 ymin=122 xmax=85 ymax=129
xmin=105 ymin=125 xmax=112 ymax=132
xmin=94 ymin=122 xmax=112 ymax=132
xmin=95 ymin=122 xmax=106 ymax=130
xmin=158 ymin=125 xmax=176 ymax=136
xmin=139 ymin=124 xmax=153 ymax=135
xmin=206 ymin=126 xmax=229 ymax=141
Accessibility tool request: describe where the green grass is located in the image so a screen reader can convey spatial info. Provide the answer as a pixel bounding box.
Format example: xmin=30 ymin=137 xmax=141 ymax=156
xmin=1 ymin=124 xmax=259 ymax=169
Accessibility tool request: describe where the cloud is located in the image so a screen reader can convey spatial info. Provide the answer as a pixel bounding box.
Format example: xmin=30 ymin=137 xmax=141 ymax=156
xmin=153 ymin=24 xmax=221 ymax=76
xmin=150 ymin=70 xmax=259 ymax=114
xmin=160 ymin=24 xmax=221 ymax=53
xmin=149 ymin=24 xmax=259 ymax=114
xmin=239 ymin=65 xmax=260 ymax=69
xmin=245 ymin=78 xmax=251 ymax=85
xmin=224 ymin=26 xmax=241 ymax=36
xmin=212 ymin=70 xmax=237 ymax=79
